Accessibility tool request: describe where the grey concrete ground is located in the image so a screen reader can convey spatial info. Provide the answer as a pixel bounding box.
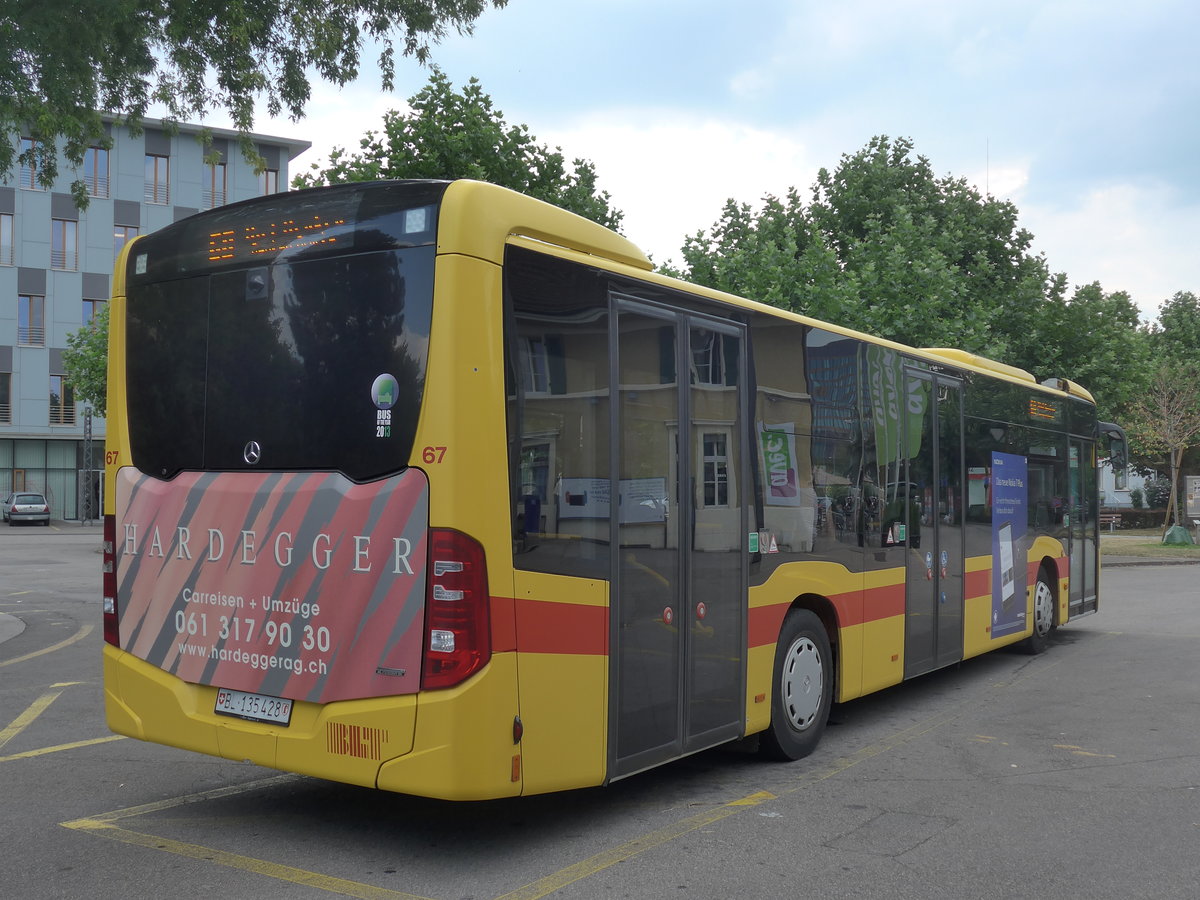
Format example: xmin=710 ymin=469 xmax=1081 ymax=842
xmin=4 ymin=524 xmax=1199 ymax=900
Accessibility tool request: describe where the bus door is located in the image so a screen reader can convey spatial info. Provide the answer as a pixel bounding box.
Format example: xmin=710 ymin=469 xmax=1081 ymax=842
xmin=1068 ymin=439 xmax=1098 ymax=614
xmin=611 ymin=300 xmax=747 ymax=778
xmin=902 ymin=371 xmax=965 ymax=677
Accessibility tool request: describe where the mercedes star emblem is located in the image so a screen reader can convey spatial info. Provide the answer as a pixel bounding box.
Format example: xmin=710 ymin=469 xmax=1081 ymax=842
xmin=243 ymin=440 xmax=262 ymax=465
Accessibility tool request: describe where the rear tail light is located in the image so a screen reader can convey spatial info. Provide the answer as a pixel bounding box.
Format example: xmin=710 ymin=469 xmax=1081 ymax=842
xmin=102 ymin=514 xmax=119 ymax=646
xmin=422 ymin=529 xmax=490 ymax=690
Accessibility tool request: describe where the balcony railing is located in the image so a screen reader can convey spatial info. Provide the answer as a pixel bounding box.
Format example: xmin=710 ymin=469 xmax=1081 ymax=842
xmin=86 ymin=173 xmax=110 ymax=199
xmin=51 ymin=247 xmax=77 ymax=270
xmin=18 ymin=324 xmax=45 ymax=346
xmin=144 ymin=182 xmax=170 ymax=205
xmin=49 ymin=403 xmax=76 ymax=425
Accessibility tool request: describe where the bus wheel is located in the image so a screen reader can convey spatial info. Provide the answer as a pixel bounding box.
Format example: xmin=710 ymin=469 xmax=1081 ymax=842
xmin=1023 ymin=570 xmax=1056 ymax=655
xmin=760 ymin=609 xmax=833 ymax=761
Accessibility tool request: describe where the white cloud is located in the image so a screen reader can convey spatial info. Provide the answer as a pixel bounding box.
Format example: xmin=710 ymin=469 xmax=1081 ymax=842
xmin=545 ymin=112 xmax=815 ymax=266
xmin=962 ymin=158 xmax=1032 ymax=203
xmin=1023 ymin=182 xmax=1200 ymax=320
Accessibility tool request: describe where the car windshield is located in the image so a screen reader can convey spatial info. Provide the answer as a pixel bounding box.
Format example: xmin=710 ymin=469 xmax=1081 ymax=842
xmin=16 ymin=494 xmax=44 ymax=503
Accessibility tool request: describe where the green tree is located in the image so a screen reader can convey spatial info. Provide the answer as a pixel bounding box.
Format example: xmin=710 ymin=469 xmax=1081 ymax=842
xmin=296 ymin=69 xmax=623 ymax=229
xmin=808 ymin=136 xmax=1055 ymax=356
xmin=1150 ymin=291 xmax=1200 ymax=364
xmin=674 ymin=136 xmax=1057 ymax=357
xmin=1021 ymin=281 xmax=1150 ymax=419
xmin=670 ymin=189 xmax=855 ymax=320
xmin=62 ymin=303 xmax=109 ymax=417
xmin=1125 ymin=363 xmax=1200 ymax=529
xmin=1 ymin=0 xmax=504 ymax=206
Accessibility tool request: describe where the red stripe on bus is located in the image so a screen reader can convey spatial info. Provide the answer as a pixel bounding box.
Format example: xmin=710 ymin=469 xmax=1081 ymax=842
xmin=965 ymin=568 xmax=990 ymax=598
xmin=747 ymin=581 xmax=905 ymax=648
xmin=491 ymin=595 xmax=517 ymax=652
xmin=512 ymin=597 xmax=608 ymax=655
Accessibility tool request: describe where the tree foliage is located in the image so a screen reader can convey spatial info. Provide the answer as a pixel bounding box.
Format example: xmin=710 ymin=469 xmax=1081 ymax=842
xmin=676 ymin=136 xmax=1057 ymax=362
xmin=1025 ymin=281 xmax=1149 ymax=416
xmin=672 ymin=135 xmax=1160 ymax=422
xmin=1 ymin=0 xmax=503 ymax=206
xmin=1149 ymin=291 xmax=1200 ymax=365
xmin=1124 ymin=363 xmax=1200 ymax=527
xmin=296 ymin=69 xmax=623 ymax=229
xmin=62 ymin=303 xmax=109 ymax=418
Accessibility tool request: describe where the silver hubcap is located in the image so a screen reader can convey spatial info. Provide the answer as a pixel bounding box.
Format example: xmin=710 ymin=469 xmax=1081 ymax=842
xmin=781 ymin=636 xmax=823 ymax=731
xmin=1033 ymin=579 xmax=1054 ymax=637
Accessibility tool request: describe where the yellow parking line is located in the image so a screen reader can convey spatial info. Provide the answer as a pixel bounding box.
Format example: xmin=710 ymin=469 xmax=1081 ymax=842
xmin=0 ymin=734 xmax=126 ymax=763
xmin=495 ymin=791 xmax=775 ymax=900
xmin=62 ymin=775 xmax=432 ymax=900
xmin=0 ymin=685 xmax=70 ymax=749
xmin=63 ymin=819 xmax=433 ymax=900
xmin=0 ymin=622 xmax=93 ymax=668
xmin=498 ymin=705 xmax=971 ymax=899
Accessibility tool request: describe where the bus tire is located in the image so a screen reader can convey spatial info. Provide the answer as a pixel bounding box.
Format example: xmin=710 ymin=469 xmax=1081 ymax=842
xmin=1023 ymin=569 xmax=1057 ymax=655
xmin=760 ymin=609 xmax=833 ymax=761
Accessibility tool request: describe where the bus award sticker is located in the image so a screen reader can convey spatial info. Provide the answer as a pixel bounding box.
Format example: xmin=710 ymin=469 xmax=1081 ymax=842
xmin=372 ymin=374 xmax=399 ymax=438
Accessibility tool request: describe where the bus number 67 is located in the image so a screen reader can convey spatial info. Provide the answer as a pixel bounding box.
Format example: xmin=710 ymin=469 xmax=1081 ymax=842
xmin=421 ymin=446 xmax=447 ymax=464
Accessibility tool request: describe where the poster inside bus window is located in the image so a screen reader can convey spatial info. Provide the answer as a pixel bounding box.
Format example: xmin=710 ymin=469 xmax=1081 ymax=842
xmin=991 ymin=452 xmax=1028 ymax=638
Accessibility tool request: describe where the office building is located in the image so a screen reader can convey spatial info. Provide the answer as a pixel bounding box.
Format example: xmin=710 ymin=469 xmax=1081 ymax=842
xmin=1 ymin=118 xmax=310 ymax=519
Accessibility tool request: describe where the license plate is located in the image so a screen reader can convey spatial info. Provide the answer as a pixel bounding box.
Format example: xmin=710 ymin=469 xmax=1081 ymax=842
xmin=214 ymin=688 xmax=293 ymax=725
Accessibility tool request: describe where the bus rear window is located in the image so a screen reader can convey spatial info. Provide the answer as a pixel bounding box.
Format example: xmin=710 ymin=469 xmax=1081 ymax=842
xmin=125 ymin=246 xmax=434 ymax=481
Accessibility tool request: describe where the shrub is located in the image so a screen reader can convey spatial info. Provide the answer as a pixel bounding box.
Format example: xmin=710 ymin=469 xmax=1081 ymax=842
xmin=1144 ymin=478 xmax=1172 ymax=510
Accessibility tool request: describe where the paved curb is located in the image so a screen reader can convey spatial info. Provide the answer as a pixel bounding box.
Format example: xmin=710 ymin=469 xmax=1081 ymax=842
xmin=1103 ymin=557 xmax=1200 ymax=567
xmin=0 ymin=611 xmax=26 ymax=645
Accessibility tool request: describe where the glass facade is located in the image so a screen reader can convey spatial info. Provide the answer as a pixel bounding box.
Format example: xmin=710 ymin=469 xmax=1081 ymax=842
xmin=1 ymin=119 xmax=306 ymax=520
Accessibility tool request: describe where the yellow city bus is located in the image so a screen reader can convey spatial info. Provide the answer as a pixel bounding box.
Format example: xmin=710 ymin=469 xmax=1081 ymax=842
xmin=101 ymin=179 xmax=1126 ymax=799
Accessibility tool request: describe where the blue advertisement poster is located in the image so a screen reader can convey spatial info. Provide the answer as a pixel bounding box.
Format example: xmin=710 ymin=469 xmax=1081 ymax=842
xmin=991 ymin=452 xmax=1028 ymax=638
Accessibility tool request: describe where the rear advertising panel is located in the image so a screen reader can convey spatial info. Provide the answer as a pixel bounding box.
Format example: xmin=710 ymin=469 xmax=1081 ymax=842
xmin=115 ymin=467 xmax=429 ymax=704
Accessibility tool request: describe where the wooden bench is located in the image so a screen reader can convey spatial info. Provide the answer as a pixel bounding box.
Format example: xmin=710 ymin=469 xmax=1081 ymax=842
xmin=1099 ymin=513 xmax=1122 ymax=531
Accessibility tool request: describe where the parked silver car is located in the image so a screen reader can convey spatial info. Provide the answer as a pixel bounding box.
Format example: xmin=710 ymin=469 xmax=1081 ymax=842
xmin=2 ymin=492 xmax=51 ymax=526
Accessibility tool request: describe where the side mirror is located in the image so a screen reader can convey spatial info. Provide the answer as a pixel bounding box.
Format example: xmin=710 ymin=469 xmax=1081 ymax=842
xmin=1099 ymin=421 xmax=1128 ymax=471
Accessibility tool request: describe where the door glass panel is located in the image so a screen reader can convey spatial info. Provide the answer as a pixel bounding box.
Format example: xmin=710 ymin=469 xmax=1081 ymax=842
xmin=935 ymin=383 xmax=964 ymax=665
xmin=1068 ymin=442 xmax=1084 ymax=607
xmin=904 ymin=373 xmax=936 ymax=675
xmin=615 ymin=310 xmax=681 ymax=762
xmin=1080 ymin=440 xmax=1098 ymax=608
xmin=687 ymin=325 xmax=743 ymax=742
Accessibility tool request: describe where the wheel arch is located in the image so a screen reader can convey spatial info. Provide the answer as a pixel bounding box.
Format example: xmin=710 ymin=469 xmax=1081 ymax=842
xmin=783 ymin=592 xmax=840 ymax=694
xmin=1038 ymin=553 xmax=1065 ymax=626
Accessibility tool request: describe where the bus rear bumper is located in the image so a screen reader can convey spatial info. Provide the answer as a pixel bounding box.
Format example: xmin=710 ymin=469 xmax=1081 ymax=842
xmin=104 ymin=644 xmax=415 ymax=788
xmin=103 ymin=645 xmax=524 ymax=799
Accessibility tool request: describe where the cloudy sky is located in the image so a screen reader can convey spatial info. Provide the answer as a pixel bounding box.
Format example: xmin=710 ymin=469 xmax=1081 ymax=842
xmin=239 ymin=0 xmax=1197 ymax=322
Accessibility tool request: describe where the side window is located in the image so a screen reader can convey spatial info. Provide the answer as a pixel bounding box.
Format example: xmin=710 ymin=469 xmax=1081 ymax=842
xmin=506 ymin=246 xmax=611 ymax=579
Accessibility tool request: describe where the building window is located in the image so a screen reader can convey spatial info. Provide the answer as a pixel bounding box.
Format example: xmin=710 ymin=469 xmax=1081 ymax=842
xmin=145 ymin=153 xmax=170 ymax=204
xmin=19 ymin=137 xmax=40 ymax=189
xmin=203 ymin=162 xmax=227 ymax=209
xmin=18 ymin=294 xmax=45 ymax=346
xmin=50 ymin=374 xmax=75 ymax=425
xmin=0 ymin=213 xmax=13 ymax=265
xmin=83 ymin=146 xmax=110 ymax=198
xmin=691 ymin=331 xmax=726 ymax=385
xmin=259 ymin=168 xmax=279 ymax=195
xmin=83 ymin=298 xmax=107 ymax=324
xmin=114 ymin=224 xmax=139 ymax=260
xmin=0 ymin=372 xmax=10 ymax=424
xmin=521 ymin=337 xmax=550 ymax=394
xmin=701 ymin=431 xmax=730 ymax=507
xmin=52 ymin=218 xmax=78 ymax=270
xmin=1114 ymin=464 xmax=1128 ymax=492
